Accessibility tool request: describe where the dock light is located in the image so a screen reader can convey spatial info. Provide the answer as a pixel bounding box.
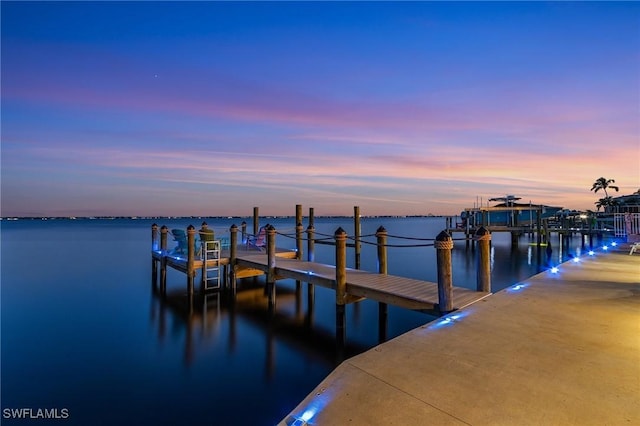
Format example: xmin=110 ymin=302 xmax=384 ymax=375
xmin=611 ymin=241 xmax=618 ymax=247
xmin=588 ymin=250 xmax=595 ymax=256
xmin=430 ymin=312 xmax=467 ymax=329
xmin=572 ymin=257 xmax=580 ymax=263
xmin=603 ymin=245 xmax=608 ymax=251
xmin=297 ymin=408 xmax=317 ymax=424
xmin=550 ymin=266 xmax=559 ymax=274
xmin=507 ymin=283 xmax=529 ymax=293
xmin=287 ymin=394 xmax=331 ymax=425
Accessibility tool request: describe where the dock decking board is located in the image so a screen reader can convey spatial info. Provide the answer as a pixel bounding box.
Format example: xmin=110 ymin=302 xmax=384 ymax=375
xmin=153 ymin=246 xmax=489 ymax=312
xmin=235 ymin=254 xmax=490 ymax=311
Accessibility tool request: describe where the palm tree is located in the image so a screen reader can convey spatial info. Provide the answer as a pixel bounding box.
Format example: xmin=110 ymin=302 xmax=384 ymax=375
xmin=595 ymin=196 xmax=617 ymax=212
xmin=590 ymin=177 xmax=619 ymax=198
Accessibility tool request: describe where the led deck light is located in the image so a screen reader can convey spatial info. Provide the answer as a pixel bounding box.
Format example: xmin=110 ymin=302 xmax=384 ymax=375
xmin=550 ymin=266 xmax=559 ymax=274
xmin=611 ymin=241 xmax=618 ymax=247
xmin=572 ymin=257 xmax=580 ymax=263
xmin=430 ymin=312 xmax=468 ymax=329
xmin=588 ymin=250 xmax=595 ymax=256
xmin=603 ymin=245 xmax=609 ymax=251
xmin=508 ymin=283 xmax=529 ymax=292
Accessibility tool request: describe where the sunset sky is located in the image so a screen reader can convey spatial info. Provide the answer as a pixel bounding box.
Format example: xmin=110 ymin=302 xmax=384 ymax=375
xmin=2 ymin=1 xmax=638 ymax=217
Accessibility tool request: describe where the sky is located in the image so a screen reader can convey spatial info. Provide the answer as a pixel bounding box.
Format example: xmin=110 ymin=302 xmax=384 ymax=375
xmin=1 ymin=1 xmax=639 ymax=217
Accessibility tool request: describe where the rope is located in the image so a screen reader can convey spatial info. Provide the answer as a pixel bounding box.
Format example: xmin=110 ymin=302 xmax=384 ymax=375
xmin=377 ymin=242 xmax=435 ymax=248
xmin=474 ymin=234 xmax=492 ymax=241
xmin=433 ymin=239 xmax=454 ymax=250
xmin=271 ymin=230 xmax=460 ymax=248
xmin=348 ymin=237 xmax=432 ymax=248
xmin=385 ymin=233 xmax=435 ymax=241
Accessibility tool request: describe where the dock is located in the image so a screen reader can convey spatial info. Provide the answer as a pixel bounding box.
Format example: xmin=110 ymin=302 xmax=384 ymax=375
xmin=281 ymin=243 xmax=640 ymax=425
xmin=236 ymin=254 xmax=489 ymax=312
xmin=150 ymin=215 xmax=493 ymax=341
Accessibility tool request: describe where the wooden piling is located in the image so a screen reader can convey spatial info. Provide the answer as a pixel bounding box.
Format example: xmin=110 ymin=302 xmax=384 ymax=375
xmin=229 ymin=224 xmax=238 ymax=295
xmin=309 ymin=207 xmax=315 ymax=228
xmin=296 ymin=222 xmax=304 ymax=261
xmin=475 ymin=227 xmax=491 ymax=293
xmin=435 ymin=230 xmax=453 ymax=314
xmin=296 ymin=204 xmax=303 ymax=228
xmin=253 ymin=207 xmax=259 ymax=237
xmin=306 ymin=225 xmax=316 ymax=316
xmin=354 ymin=206 xmax=361 ymax=269
xmin=376 ymin=226 xmax=388 ymax=343
xmin=241 ymin=221 xmax=247 ymax=245
xmin=266 ymin=225 xmax=277 ymax=308
xmin=335 ymin=227 xmax=347 ymax=344
xmin=376 ymin=226 xmax=388 ymax=275
xmin=152 ymin=223 xmax=159 ymax=250
xmin=160 ymin=225 xmax=168 ymax=294
xmin=543 ymin=219 xmax=550 ymax=244
xmin=151 ymin=224 xmax=158 ymax=289
xmin=511 ymin=231 xmax=519 ymax=246
xmin=306 ymin=225 xmax=315 ymax=262
xmin=295 ymin=204 xmax=303 ymax=297
xmin=187 ymin=225 xmax=196 ymax=296
xmin=536 ymin=209 xmax=542 ymax=245
xmin=295 ymin=221 xmax=303 ymax=292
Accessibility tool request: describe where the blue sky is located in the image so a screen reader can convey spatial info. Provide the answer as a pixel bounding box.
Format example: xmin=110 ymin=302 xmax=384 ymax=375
xmin=2 ymin=1 xmax=638 ymax=217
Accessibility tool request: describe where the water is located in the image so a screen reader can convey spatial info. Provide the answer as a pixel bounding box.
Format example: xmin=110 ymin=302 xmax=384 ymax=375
xmin=1 ymin=217 xmax=605 ymax=425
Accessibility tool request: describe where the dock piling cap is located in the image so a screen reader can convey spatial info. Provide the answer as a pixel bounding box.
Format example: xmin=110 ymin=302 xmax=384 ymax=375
xmin=335 ymin=227 xmax=346 ymax=236
xmin=436 ymin=230 xmax=451 ymax=241
xmin=376 ymin=226 xmax=387 ymax=233
xmin=475 ymin=226 xmax=490 ymax=237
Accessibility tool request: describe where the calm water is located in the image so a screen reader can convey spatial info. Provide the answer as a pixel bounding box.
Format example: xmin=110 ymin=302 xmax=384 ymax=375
xmin=1 ymin=217 xmax=602 ymax=425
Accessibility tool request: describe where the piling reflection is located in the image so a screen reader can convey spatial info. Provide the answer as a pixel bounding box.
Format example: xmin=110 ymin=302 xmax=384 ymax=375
xmin=149 ymin=229 xmax=597 ymax=376
xmin=149 ymin=279 xmax=369 ymax=372
xmin=450 ymin=229 xmax=594 ymax=291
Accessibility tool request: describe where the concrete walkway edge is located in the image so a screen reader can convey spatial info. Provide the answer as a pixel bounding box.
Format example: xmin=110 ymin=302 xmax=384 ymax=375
xmin=281 ymin=244 xmax=640 ymax=425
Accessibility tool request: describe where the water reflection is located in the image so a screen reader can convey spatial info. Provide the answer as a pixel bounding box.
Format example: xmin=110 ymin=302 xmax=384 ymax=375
xmin=148 ymin=229 xmax=609 ymax=374
xmin=149 ymin=279 xmax=371 ymax=372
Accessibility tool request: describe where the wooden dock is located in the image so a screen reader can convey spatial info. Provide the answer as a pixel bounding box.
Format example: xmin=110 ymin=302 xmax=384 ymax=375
xmin=236 ymin=254 xmax=489 ymax=312
xmin=150 ymin=218 xmax=493 ymax=343
xmin=280 ymin=243 xmax=640 ymax=426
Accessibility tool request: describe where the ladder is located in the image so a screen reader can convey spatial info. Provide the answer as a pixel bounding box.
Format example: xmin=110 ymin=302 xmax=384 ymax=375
xmin=202 ymin=240 xmax=221 ymax=290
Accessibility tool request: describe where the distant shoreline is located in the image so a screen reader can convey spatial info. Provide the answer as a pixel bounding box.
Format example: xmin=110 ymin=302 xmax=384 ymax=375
xmin=0 ymin=214 xmax=448 ymax=221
